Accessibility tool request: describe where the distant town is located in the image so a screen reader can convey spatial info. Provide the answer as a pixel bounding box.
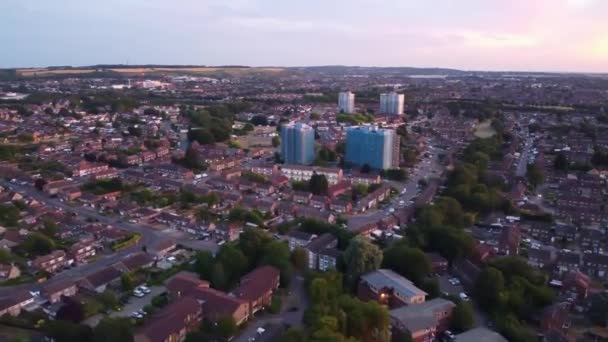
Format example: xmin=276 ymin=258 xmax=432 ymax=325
xmin=0 ymin=65 xmax=607 ymax=342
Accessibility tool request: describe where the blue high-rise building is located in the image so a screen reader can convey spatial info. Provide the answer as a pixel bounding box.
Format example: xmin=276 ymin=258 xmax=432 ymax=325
xmin=345 ymin=126 xmax=399 ymax=170
xmin=280 ymin=123 xmax=315 ymax=165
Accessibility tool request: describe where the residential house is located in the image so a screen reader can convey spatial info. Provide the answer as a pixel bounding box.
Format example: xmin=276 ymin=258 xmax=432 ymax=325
xmin=134 ymin=296 xmax=202 ymax=342
xmin=541 ymin=303 xmax=571 ymax=334
xmin=0 ymin=291 xmax=34 ymax=317
xmin=390 ymin=298 xmax=456 ymax=342
xmin=113 ymin=252 xmax=154 ymax=273
xmin=583 ymin=253 xmax=608 ymax=279
xmin=32 ymin=250 xmax=67 ymax=273
xmin=69 ymin=238 xmax=96 ymax=264
xmin=232 ymin=266 xmax=280 ymax=315
xmin=498 ymin=225 xmax=521 ymax=256
xmin=528 ymin=248 xmax=556 ymax=270
xmin=0 ymin=264 xmax=20 ymax=280
xmin=78 ymin=266 xmax=122 ymax=293
xmin=557 ymin=251 xmax=581 ymax=275
xmin=214 ymin=223 xmax=241 ymax=242
xmin=305 ymin=233 xmax=339 ymax=271
xmin=454 ymin=327 xmax=507 ymax=342
xmin=562 ymin=270 xmax=590 ymax=301
xmin=358 ymin=269 xmax=427 ymax=309
xmin=287 ymin=230 xmax=316 ymax=251
xmin=41 ymin=280 xmax=78 ymax=304
xmin=426 ymin=253 xmax=448 ymax=274
xmin=151 ymin=239 xmax=177 ymax=259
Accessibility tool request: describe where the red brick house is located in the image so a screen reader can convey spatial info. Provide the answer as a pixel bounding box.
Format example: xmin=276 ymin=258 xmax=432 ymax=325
xmin=232 ymin=266 xmax=280 ymax=315
xmin=134 ymin=296 xmax=202 ymax=342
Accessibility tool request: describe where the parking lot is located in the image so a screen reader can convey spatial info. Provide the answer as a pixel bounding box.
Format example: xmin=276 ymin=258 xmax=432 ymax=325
xmin=437 ymin=275 xmax=487 ymax=328
xmin=84 ymin=285 xmax=166 ymax=326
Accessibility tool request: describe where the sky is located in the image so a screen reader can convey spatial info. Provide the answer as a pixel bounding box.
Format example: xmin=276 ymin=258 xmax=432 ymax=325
xmin=1 ymin=0 xmax=607 ymax=72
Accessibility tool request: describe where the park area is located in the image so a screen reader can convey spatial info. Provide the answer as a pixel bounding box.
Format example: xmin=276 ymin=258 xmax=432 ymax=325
xmin=474 ymin=120 xmax=497 ymax=138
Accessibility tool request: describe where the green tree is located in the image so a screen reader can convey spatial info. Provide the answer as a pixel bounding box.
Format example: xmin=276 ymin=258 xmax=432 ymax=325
xmin=260 ymin=240 xmax=293 ymax=287
xmin=238 ymin=228 xmax=272 ymax=266
xmin=589 ymin=293 xmax=608 ymax=326
xmin=272 ymin=136 xmax=280 ymax=148
xmin=93 ymin=317 xmax=133 ymax=342
xmin=382 ymin=244 xmax=430 ymax=285
xmin=97 ymin=290 xmax=120 ymax=311
xmin=216 ymin=245 xmax=248 ymax=286
xmin=526 ymin=163 xmax=545 ymax=189
xmin=211 ymin=262 xmax=228 ymax=290
xmin=343 ymin=236 xmax=383 ymax=287
xmin=56 ymin=298 xmax=86 ymax=323
xmin=194 ymin=250 xmax=215 ymax=281
xmin=309 ymin=174 xmax=329 ymax=195
xmin=474 ymin=267 xmax=505 ymax=311
xmin=121 ymin=272 xmax=136 ymax=292
xmin=451 ymin=301 xmax=475 ymax=332
xmin=216 ymin=316 xmax=238 ymax=339
xmin=553 ymin=153 xmax=569 ymax=171
xmin=281 ymin=328 xmax=307 ymax=342
xmin=45 ymin=320 xmax=93 ymax=342
xmin=21 ymin=232 xmax=56 ymax=256
xmin=292 ymin=247 xmax=309 ymax=270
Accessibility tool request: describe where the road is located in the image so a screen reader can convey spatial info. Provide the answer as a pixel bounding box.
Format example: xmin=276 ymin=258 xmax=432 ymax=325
xmin=0 ymin=180 xmax=217 ymax=298
xmin=516 ymin=136 xmax=534 ymax=178
xmin=438 ymin=275 xmax=487 ymax=328
xmin=347 ymin=142 xmax=445 ymax=231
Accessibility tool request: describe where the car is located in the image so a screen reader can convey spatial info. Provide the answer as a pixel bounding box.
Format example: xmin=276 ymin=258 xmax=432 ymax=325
xmin=138 ymin=286 xmax=151 ymax=294
xmin=133 ymin=290 xmax=145 ymax=298
xmin=459 ymin=292 xmax=470 ymax=301
xmin=131 ymin=312 xmax=143 ymax=319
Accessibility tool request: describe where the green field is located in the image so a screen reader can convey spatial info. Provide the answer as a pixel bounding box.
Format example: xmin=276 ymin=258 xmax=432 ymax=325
xmin=474 ymin=120 xmax=497 ymax=138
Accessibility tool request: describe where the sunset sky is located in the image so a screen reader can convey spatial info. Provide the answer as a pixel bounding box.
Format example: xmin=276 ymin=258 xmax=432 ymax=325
xmin=1 ymin=0 xmax=607 ymax=72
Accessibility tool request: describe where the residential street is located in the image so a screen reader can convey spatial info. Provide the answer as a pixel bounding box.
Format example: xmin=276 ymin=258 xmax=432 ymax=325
xmin=0 ymin=180 xmax=218 ymax=298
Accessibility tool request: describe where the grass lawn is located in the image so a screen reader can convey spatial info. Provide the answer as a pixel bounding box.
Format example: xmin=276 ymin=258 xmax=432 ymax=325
xmin=474 ymin=120 xmax=497 ymax=138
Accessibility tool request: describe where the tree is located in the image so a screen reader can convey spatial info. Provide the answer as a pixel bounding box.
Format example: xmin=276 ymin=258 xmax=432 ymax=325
xmin=194 ymin=251 xmax=215 ymax=281
xmin=121 ymin=272 xmax=136 ymax=292
xmin=272 ymin=136 xmax=280 ymax=148
xmin=553 ymin=153 xmax=569 ymax=171
xmin=97 ymin=290 xmax=120 ymax=311
xmin=56 ymin=298 xmax=86 ymax=323
xmin=382 ymin=244 xmax=430 ymax=285
xmin=34 ymin=178 xmax=47 ymax=191
xmin=526 ymin=163 xmax=544 ymax=189
xmin=45 ymin=320 xmax=93 ymax=342
xmin=281 ymin=328 xmax=307 ymax=342
xmin=182 ymin=145 xmax=206 ymax=171
xmin=21 ymin=232 xmax=56 ymax=256
xmin=310 ymin=278 xmax=329 ymax=304
xmin=361 ymin=164 xmax=371 ymax=174
xmin=260 ymin=241 xmax=293 ymax=287
xmin=589 ymin=293 xmax=608 ymax=326
xmin=211 ymin=262 xmax=228 ymax=290
xmin=216 ymin=316 xmax=238 ymax=339
xmin=451 ymin=301 xmax=475 ymax=332
xmin=343 ymin=236 xmax=383 ymax=286
xmin=383 ymin=168 xmax=407 ymax=181
xmin=474 ymin=267 xmax=505 ymax=311
xmin=238 ymin=228 xmax=272 ymax=265
xmin=291 ymin=247 xmax=308 ymax=270
xmin=309 ymin=174 xmax=329 ymax=195
xmin=93 ymin=317 xmax=133 ymax=342
xmin=250 ymin=115 xmax=269 ymax=126
xmin=216 ymin=245 xmax=248 ymax=286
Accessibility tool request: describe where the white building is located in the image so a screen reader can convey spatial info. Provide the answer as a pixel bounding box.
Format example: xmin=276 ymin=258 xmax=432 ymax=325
xmin=338 ymin=91 xmax=355 ymax=114
xmin=380 ymin=92 xmax=404 ymax=115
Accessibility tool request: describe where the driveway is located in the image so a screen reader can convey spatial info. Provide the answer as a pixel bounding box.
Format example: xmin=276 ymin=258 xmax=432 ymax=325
xmin=84 ymin=285 xmax=166 ymax=327
xmin=437 ymin=275 xmax=487 ymax=328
